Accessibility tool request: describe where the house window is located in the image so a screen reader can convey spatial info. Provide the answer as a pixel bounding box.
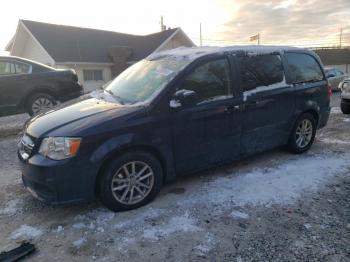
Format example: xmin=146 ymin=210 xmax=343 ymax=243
xmin=83 ymin=69 xmax=103 ymax=81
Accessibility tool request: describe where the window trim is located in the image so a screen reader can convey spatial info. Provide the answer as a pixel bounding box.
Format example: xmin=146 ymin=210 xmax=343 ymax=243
xmin=174 ymin=55 xmax=234 ymax=108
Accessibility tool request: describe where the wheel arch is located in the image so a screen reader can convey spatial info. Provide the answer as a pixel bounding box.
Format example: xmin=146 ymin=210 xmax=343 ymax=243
xmin=93 ymin=144 xmax=168 ymax=197
xmin=21 ymin=86 xmax=58 ymax=108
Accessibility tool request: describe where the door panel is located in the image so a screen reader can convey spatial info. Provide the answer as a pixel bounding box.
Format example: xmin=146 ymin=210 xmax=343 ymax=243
xmin=170 ymin=56 xmax=242 ymax=174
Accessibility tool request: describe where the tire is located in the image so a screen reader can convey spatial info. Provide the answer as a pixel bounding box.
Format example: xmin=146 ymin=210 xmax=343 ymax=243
xmin=341 ymin=100 xmax=350 ymax=114
xmin=26 ymin=93 xmax=57 ymax=116
xmin=99 ymin=151 xmax=163 ymax=212
xmin=287 ymin=113 xmax=316 ymax=154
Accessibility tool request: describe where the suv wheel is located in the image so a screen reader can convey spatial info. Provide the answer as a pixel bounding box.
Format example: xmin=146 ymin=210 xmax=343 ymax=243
xmin=341 ymin=100 xmax=350 ymax=114
xmin=99 ymin=151 xmax=163 ymax=212
xmin=287 ymin=113 xmax=316 ymax=154
xmin=27 ymin=93 xmax=56 ymax=116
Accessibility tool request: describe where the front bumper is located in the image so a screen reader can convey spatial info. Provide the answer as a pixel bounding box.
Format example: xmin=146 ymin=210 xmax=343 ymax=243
xmin=19 ymin=152 xmax=96 ymax=205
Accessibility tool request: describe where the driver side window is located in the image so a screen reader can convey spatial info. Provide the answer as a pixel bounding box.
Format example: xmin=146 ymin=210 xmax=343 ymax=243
xmin=180 ymin=58 xmax=232 ymax=105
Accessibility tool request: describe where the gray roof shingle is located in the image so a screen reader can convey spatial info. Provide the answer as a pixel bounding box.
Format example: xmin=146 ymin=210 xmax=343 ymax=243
xmin=21 ymin=20 xmax=178 ymax=63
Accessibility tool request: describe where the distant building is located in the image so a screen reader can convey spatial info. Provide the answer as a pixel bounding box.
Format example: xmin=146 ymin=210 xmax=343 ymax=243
xmin=6 ymin=20 xmax=195 ymax=92
xmin=315 ymin=48 xmax=350 ymax=73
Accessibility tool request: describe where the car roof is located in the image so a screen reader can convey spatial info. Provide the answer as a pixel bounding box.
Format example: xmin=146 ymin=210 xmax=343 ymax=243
xmin=147 ymin=45 xmax=312 ymax=61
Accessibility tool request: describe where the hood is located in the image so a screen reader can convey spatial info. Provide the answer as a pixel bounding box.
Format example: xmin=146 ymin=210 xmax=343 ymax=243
xmin=26 ymin=94 xmax=141 ymax=138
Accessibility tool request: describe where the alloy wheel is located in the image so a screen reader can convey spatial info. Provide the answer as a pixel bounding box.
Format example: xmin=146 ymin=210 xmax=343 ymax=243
xmin=295 ymin=119 xmax=313 ymax=148
xmin=32 ymin=97 xmax=54 ymax=114
xmin=111 ymin=161 xmax=154 ymax=205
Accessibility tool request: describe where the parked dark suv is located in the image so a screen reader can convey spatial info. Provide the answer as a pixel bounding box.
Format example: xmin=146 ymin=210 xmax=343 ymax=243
xmin=0 ymin=56 xmax=83 ymax=116
xmin=18 ymin=46 xmax=331 ymax=211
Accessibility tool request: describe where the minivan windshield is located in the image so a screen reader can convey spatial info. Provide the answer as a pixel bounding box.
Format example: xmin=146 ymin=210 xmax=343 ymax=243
xmin=105 ymin=58 xmax=190 ymax=104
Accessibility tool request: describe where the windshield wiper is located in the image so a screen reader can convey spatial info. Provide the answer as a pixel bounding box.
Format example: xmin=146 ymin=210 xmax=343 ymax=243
xmin=104 ymin=89 xmax=124 ymax=105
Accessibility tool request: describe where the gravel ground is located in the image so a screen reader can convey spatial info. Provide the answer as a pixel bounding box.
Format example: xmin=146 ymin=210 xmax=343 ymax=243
xmin=0 ymin=94 xmax=349 ymax=261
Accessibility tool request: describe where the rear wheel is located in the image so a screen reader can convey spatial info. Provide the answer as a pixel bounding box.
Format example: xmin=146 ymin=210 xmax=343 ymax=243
xmin=99 ymin=151 xmax=163 ymax=212
xmin=26 ymin=93 xmax=56 ymax=116
xmin=341 ymin=99 xmax=350 ymax=114
xmin=287 ymin=113 xmax=316 ymax=154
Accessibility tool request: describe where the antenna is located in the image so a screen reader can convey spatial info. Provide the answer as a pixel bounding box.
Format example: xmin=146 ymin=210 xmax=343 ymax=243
xmin=200 ymin=23 xmax=202 ymax=47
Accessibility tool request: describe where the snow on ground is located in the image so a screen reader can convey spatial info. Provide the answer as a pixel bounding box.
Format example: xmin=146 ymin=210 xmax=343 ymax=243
xmin=318 ymin=137 xmax=350 ymax=145
xmin=10 ymin=225 xmax=43 ymax=239
xmin=141 ymin=212 xmax=200 ymax=241
xmin=231 ymin=210 xmax=250 ymax=219
xmin=0 ymin=113 xmax=29 ymax=134
xmin=331 ymin=107 xmax=342 ymax=114
xmin=0 ymin=199 xmax=21 ymax=216
xmin=178 ymin=152 xmax=350 ymax=209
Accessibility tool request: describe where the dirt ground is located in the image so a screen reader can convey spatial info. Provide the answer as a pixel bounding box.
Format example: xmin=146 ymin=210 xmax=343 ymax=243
xmin=0 ymin=93 xmax=349 ymax=261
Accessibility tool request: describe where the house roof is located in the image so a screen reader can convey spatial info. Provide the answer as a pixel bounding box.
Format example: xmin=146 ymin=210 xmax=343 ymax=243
xmin=314 ymin=48 xmax=350 ymax=66
xmin=17 ymin=20 xmax=179 ymax=63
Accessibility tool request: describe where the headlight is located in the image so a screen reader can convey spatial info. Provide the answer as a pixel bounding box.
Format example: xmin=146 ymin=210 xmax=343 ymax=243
xmin=39 ymin=137 xmax=81 ymax=160
xmin=341 ymin=82 xmax=350 ymax=91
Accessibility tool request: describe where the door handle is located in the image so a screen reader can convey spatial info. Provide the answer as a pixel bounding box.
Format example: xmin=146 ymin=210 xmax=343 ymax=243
xmin=225 ymin=105 xmax=240 ymax=112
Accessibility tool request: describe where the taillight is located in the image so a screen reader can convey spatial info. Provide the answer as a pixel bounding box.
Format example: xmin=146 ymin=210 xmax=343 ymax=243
xmin=327 ymin=82 xmax=332 ymax=97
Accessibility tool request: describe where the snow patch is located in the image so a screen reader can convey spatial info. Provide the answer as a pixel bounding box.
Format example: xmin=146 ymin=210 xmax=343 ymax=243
xmin=343 ymin=118 xmax=350 ymax=123
xmin=318 ymin=138 xmax=350 ymax=145
xmin=142 ymin=212 xmax=200 ymax=240
xmin=331 ymin=107 xmax=341 ymax=114
xmin=0 ymin=199 xmax=21 ymax=216
xmin=10 ymin=225 xmax=43 ymax=239
xmin=113 ymin=208 xmax=161 ymax=229
xmin=178 ymin=152 xmax=350 ymax=209
xmin=243 ymin=77 xmax=288 ymax=101
xmin=231 ymin=210 xmax=249 ymax=219
xmin=149 ymin=45 xmax=303 ymax=61
xmin=73 ymin=238 xmax=86 ymax=248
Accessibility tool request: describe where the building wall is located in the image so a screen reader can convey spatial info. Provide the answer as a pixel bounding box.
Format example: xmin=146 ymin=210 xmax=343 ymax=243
xmin=56 ymin=64 xmax=113 ymax=93
xmin=20 ymin=35 xmax=54 ymax=65
xmin=10 ymin=23 xmax=55 ymax=66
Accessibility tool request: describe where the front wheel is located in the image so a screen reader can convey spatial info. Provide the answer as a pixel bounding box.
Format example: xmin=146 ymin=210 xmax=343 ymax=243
xmin=287 ymin=113 xmax=316 ymax=154
xmin=99 ymin=151 xmax=163 ymax=212
xmin=26 ymin=93 xmax=57 ymax=116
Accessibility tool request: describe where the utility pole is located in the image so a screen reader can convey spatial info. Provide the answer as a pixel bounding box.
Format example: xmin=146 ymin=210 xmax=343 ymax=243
xmin=340 ymin=28 xmax=343 ymax=48
xmin=200 ymin=23 xmax=202 ymax=47
xmin=258 ymin=33 xmax=260 ymax=45
xmin=160 ymin=16 xmax=165 ymax=31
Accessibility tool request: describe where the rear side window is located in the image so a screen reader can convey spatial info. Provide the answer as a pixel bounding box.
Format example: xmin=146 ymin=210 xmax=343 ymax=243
xmin=180 ymin=58 xmax=232 ymax=105
xmin=237 ymin=54 xmax=284 ymax=91
xmin=284 ymin=53 xmax=324 ymax=84
xmin=0 ymin=61 xmax=15 ymax=75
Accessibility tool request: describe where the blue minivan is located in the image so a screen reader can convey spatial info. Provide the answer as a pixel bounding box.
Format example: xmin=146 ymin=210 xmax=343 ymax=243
xmin=18 ymin=46 xmax=331 ymax=211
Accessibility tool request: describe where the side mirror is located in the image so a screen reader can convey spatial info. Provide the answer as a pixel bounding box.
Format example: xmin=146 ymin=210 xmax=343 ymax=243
xmin=169 ymin=89 xmax=197 ymax=108
xmin=327 ymin=73 xmax=335 ymax=78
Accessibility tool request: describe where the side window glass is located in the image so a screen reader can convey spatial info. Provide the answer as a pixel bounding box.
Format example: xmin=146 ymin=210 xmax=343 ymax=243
xmin=285 ymin=53 xmax=324 ymax=84
xmin=237 ymin=54 xmax=284 ymax=92
xmin=14 ymin=63 xmax=30 ymax=74
xmin=180 ymin=58 xmax=232 ymax=105
xmin=0 ymin=61 xmax=15 ymax=75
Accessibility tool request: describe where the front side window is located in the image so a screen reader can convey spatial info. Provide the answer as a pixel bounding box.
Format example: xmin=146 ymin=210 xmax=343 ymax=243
xmin=285 ymin=53 xmax=324 ymax=84
xmin=237 ymin=54 xmax=284 ymax=92
xmin=83 ymin=69 xmax=103 ymax=81
xmin=179 ymin=58 xmax=232 ymax=105
xmin=0 ymin=61 xmax=15 ymax=75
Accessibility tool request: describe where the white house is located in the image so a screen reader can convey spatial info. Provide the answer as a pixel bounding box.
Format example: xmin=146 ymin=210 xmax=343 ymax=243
xmin=6 ymin=20 xmax=195 ymax=92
